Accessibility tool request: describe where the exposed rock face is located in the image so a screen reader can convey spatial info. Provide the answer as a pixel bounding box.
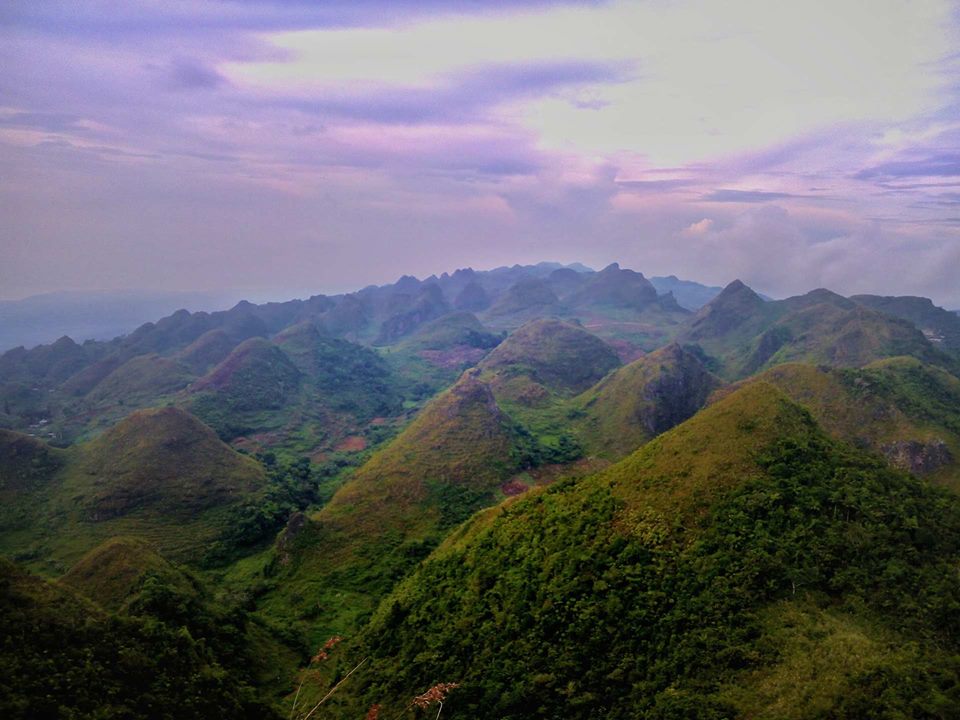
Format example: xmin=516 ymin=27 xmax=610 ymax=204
xmin=638 ymin=344 xmax=721 ymax=436
xmin=881 ymin=439 xmax=953 ymax=475
xmin=275 ymin=511 xmax=308 ymax=565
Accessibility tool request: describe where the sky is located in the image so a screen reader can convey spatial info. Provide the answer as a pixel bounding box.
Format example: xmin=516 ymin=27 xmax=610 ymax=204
xmin=2 ymin=0 xmax=959 ymax=306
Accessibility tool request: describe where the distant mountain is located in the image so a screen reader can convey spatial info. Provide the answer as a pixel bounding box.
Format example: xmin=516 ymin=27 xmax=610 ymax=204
xmin=649 ymin=274 xmax=724 ymax=310
xmin=0 ymin=290 xmax=239 ymax=352
xmin=851 ymin=294 xmax=960 ymax=351
xmin=681 ymin=281 xmax=948 ymax=378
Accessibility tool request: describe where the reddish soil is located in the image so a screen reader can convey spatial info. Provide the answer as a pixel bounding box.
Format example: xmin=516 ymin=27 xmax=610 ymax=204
xmin=335 ymin=435 xmax=368 ymax=452
xmin=500 ymin=479 xmax=529 ymax=496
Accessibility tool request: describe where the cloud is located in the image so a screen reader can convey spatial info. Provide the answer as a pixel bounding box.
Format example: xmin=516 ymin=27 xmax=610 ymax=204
xmin=276 ymin=59 xmax=633 ymax=124
xmin=164 ymin=58 xmax=227 ymax=90
xmin=700 ymin=189 xmax=803 ymax=203
xmin=1 ymin=0 xmax=959 ymax=308
xmin=855 ymin=151 xmax=960 ymax=180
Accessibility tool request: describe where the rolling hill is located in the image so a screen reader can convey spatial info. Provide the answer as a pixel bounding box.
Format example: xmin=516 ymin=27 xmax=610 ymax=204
xmin=329 ymin=384 xmax=960 ymax=719
xmin=0 ymin=406 xmax=267 ymax=572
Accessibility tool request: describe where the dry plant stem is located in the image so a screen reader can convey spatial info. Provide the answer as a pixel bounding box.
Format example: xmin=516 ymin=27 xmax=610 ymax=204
xmin=435 ymin=701 xmax=444 ymax=720
xmin=298 ymin=657 xmax=368 ymax=720
xmin=289 ymin=678 xmax=305 ymax=720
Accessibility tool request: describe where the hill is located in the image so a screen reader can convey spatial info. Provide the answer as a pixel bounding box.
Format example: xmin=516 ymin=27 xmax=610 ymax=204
xmin=485 ymin=277 xmax=560 ymax=320
xmin=682 ymin=281 xmax=944 ymax=378
xmin=248 ymin=371 xmax=527 ymax=643
xmin=0 ymin=407 xmax=267 ymax=571
xmin=852 ymin=294 xmax=960 ymax=351
xmin=478 ymin=319 xmax=621 ymax=397
xmin=60 ymin=536 xmax=201 ymax=612
xmin=329 ymin=384 xmax=960 ymax=718
xmin=725 ymin=358 xmax=960 ymax=490
xmin=573 ymin=343 xmax=722 ymax=458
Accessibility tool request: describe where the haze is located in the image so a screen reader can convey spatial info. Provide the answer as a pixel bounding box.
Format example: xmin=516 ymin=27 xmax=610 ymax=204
xmin=2 ymin=1 xmax=959 ymax=306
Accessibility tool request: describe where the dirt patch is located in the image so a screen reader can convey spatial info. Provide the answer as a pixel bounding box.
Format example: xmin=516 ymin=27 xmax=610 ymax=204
xmin=419 ymin=346 xmax=489 ymax=369
xmin=335 ymin=435 xmax=368 ymax=452
xmin=603 ymin=339 xmax=646 ymax=364
xmin=500 ymin=479 xmax=529 ymax=496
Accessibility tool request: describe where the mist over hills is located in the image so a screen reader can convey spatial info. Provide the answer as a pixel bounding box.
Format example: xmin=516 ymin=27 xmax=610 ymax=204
xmin=2 ymin=259 xmax=960 ymax=718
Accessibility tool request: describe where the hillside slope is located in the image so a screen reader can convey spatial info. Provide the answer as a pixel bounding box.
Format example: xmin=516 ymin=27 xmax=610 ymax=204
xmin=0 ymin=407 xmax=267 ymax=572
xmin=328 ymin=384 xmax=960 ymax=719
xmin=724 ymin=358 xmax=960 ymax=490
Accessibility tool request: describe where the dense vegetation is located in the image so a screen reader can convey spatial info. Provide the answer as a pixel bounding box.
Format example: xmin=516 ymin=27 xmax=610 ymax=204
xmin=337 ymin=388 xmax=960 ymax=719
xmin=0 ymin=556 xmax=284 ymax=719
xmin=2 ymin=262 xmax=960 ymax=719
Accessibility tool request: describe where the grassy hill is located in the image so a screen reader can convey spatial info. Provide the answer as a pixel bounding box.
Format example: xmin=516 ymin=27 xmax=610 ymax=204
xmin=325 ymin=383 xmax=960 ymax=719
xmin=478 ymin=318 xmax=621 ymax=397
xmin=246 ymin=371 xmax=526 ymax=644
xmin=573 ymin=343 xmax=722 ymax=458
xmin=682 ymin=282 xmax=945 ymax=379
xmin=0 ymin=407 xmax=267 ymax=572
xmin=724 ymin=358 xmax=960 ymax=490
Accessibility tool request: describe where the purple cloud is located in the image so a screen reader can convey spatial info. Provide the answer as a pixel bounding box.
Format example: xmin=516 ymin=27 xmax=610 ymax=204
xmin=855 ymin=151 xmax=960 ymax=180
xmin=278 ymin=59 xmax=634 ymax=125
xmin=700 ymin=189 xmax=804 ymax=203
xmin=164 ymin=57 xmax=227 ymax=91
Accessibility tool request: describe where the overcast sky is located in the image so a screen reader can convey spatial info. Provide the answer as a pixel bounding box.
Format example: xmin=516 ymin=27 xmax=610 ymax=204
xmin=2 ymin=1 xmax=959 ymax=305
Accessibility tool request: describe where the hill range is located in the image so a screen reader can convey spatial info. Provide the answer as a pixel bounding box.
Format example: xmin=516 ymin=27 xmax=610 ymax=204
xmin=2 ymin=261 xmax=960 ymax=719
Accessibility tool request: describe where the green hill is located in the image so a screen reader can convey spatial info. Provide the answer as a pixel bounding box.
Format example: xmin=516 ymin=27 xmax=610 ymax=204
xmin=76 ymin=406 xmax=264 ymax=519
xmin=177 ymin=328 xmax=238 ymax=374
xmin=60 ymin=536 xmax=201 ymax=612
xmin=273 ymin=321 xmax=401 ymax=419
xmin=84 ymin=353 xmax=195 ymax=408
xmin=397 ymin=311 xmax=501 ymax=353
xmin=249 ymin=371 xmax=525 ymax=643
xmin=329 ymin=383 xmax=960 ymax=719
xmin=479 ymin=319 xmax=621 ymax=397
xmin=0 ymin=557 xmax=281 ymax=720
xmin=573 ymin=343 xmax=722 ymax=458
xmin=0 ymin=407 xmax=267 ymax=572
xmin=682 ymin=282 xmax=943 ymax=378
xmin=190 ymin=336 xmax=302 ymax=412
xmin=726 ymin=358 xmax=960 ymax=490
